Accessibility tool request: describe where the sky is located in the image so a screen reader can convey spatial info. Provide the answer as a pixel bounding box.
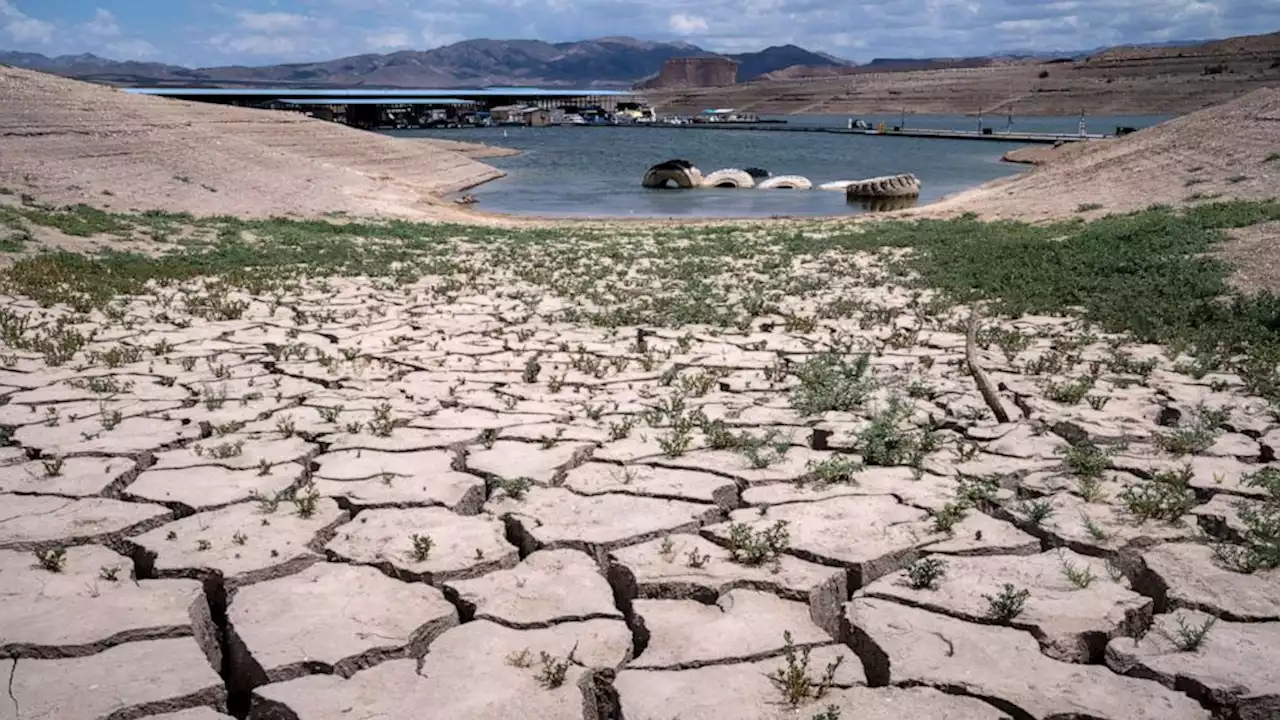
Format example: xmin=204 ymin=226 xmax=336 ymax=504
xmin=1 ymin=0 xmax=1275 ymax=67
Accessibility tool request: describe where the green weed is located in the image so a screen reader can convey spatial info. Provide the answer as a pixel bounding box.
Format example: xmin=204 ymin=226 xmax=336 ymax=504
xmin=983 ymin=583 xmax=1030 ymax=621
xmin=768 ymin=630 xmax=843 ymax=707
xmin=1119 ymin=464 xmax=1195 ymax=523
xmin=726 ymin=520 xmax=790 ymax=567
xmin=903 ymin=556 xmax=948 ymax=590
xmin=790 ymin=353 xmax=875 ymax=414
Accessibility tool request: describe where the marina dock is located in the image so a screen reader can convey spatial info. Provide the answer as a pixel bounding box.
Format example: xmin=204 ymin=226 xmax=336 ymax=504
xmin=635 ymin=123 xmax=1108 ymax=143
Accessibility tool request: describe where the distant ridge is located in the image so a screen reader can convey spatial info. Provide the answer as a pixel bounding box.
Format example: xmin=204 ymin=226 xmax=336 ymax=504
xmin=0 ymin=38 xmax=850 ymax=89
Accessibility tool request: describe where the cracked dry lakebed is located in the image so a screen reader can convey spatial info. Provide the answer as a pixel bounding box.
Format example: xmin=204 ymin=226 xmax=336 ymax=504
xmin=3 ymin=205 xmax=1280 ymax=720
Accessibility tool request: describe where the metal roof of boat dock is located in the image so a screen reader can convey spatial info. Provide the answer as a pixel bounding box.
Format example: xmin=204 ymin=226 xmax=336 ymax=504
xmin=123 ymin=87 xmax=634 ymax=98
xmin=278 ymin=98 xmax=475 ymax=105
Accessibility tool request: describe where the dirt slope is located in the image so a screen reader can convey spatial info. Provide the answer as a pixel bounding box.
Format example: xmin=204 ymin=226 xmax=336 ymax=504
xmin=918 ymin=88 xmax=1280 ymax=221
xmin=645 ymin=32 xmax=1280 ymax=116
xmin=0 ymin=66 xmax=505 ymax=220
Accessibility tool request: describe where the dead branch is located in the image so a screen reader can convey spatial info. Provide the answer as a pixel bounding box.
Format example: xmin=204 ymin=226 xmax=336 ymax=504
xmin=965 ymin=311 xmax=1012 ymax=424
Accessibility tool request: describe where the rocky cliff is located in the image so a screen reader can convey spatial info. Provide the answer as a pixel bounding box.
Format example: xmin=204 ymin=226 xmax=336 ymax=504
xmin=637 ymin=57 xmax=739 ymax=89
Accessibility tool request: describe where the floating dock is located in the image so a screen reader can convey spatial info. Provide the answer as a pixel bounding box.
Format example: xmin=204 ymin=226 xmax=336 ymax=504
xmin=634 ymin=123 xmax=1109 ymax=143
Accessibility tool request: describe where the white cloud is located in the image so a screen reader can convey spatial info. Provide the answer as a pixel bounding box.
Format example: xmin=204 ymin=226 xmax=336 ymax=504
xmin=421 ymin=30 xmax=466 ymax=49
xmin=0 ymin=0 xmax=55 ymax=44
xmin=235 ymin=11 xmax=315 ymax=33
xmin=667 ymin=13 xmax=709 ymax=34
xmin=107 ymin=39 xmax=159 ymax=59
xmin=364 ymin=29 xmax=411 ymax=49
xmin=210 ymin=33 xmax=303 ymax=56
xmin=83 ymin=8 xmax=120 ymax=38
xmin=208 ymin=10 xmax=337 ymax=58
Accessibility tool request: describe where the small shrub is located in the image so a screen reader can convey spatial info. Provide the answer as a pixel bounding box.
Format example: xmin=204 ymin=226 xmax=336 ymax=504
xmin=293 ymin=484 xmax=320 ymax=518
xmin=1020 ymin=498 xmax=1055 ymax=525
xmin=410 ymin=533 xmax=434 ymax=561
xmin=1086 ymin=394 xmax=1111 ymax=411
xmin=686 ymin=548 xmax=710 ymax=568
xmin=737 ymin=429 xmax=790 ymax=469
xmin=1045 ymin=377 xmax=1094 ymax=405
xmin=1157 ymin=614 xmax=1217 ymax=651
xmin=505 ymin=648 xmax=533 ymax=668
xmin=1076 ymin=474 xmax=1107 ymax=503
xmin=1153 ymin=406 xmax=1223 ymax=456
xmin=858 ymin=397 xmax=937 ymax=467
xmin=803 ymin=455 xmax=863 ymax=489
xmin=1062 ymin=442 xmax=1109 ymax=479
xmin=1080 ymin=512 xmax=1110 ymax=541
xmin=790 ymin=353 xmax=876 ymax=414
xmin=608 ymin=416 xmax=636 ymax=441
xmin=1059 ymin=553 xmax=1096 ymax=589
xmin=658 ymin=425 xmax=694 ymax=457
xmin=41 ymin=456 xmax=64 ymax=477
xmin=983 ymin=583 xmax=1030 ymax=621
xmin=957 ymin=473 xmax=1001 ymax=506
xmin=206 ymin=440 xmax=245 ymax=459
xmin=522 ymin=354 xmax=542 ymax=383
xmin=535 ymin=651 xmax=570 ymax=689
xmin=903 ymin=556 xmax=948 ymax=590
xmin=932 ymin=501 xmax=968 ymax=533
xmin=1119 ymin=465 xmax=1195 ymax=523
xmin=499 ymin=476 xmax=534 ymax=500
xmin=767 ymin=630 xmax=843 ymax=707
xmin=726 ymin=520 xmax=790 ymax=566
xmin=35 ymin=547 xmax=67 ymax=572
xmin=368 ymin=402 xmax=397 ymax=437
xmin=1213 ymin=467 xmax=1280 ymax=573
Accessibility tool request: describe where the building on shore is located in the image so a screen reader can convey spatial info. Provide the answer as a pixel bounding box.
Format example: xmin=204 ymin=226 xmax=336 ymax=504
xmin=490 ymin=105 xmax=553 ymax=126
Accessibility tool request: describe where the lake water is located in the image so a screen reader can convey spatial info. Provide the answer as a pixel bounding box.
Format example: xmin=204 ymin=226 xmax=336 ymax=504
xmin=388 ymin=114 xmax=1171 ymax=218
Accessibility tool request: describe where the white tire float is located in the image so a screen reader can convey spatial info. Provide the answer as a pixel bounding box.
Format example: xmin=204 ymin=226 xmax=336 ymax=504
xmin=756 ymin=175 xmax=812 ymax=190
xmin=700 ymin=169 xmax=756 ymax=189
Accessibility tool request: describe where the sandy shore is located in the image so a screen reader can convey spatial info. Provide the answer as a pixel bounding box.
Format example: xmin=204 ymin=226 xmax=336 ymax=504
xmin=915 ymin=88 xmax=1280 ymax=222
xmin=0 ymin=66 xmax=509 ymax=222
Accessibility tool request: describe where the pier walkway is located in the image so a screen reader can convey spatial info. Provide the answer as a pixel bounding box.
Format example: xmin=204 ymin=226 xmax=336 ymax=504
xmin=633 ymin=123 xmax=1108 ymax=143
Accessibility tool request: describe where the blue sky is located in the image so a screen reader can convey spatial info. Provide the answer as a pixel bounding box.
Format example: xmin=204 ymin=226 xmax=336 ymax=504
xmin=1 ymin=0 xmax=1275 ymax=66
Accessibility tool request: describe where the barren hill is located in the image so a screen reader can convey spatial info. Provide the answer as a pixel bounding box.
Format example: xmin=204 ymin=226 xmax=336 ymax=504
xmin=645 ymin=32 xmax=1280 ymax=116
xmin=0 ymin=67 xmax=508 ymax=221
xmin=923 ymin=87 xmax=1280 ymax=221
xmin=0 ymin=38 xmax=848 ymax=89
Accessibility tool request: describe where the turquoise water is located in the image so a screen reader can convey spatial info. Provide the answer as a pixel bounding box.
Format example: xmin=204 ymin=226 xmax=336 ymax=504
xmin=389 ymin=114 xmax=1171 ymax=218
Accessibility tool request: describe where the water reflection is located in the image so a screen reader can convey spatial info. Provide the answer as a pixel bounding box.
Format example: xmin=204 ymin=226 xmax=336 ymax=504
xmin=849 ymin=196 xmax=920 ymax=212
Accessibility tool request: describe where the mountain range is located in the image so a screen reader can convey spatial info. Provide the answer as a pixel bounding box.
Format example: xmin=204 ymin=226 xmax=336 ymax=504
xmin=0 ymin=37 xmax=850 ymax=88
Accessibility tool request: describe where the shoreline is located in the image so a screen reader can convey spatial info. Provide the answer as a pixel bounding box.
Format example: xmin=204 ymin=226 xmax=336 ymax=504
xmin=2 ymin=65 xmax=1275 ymax=230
